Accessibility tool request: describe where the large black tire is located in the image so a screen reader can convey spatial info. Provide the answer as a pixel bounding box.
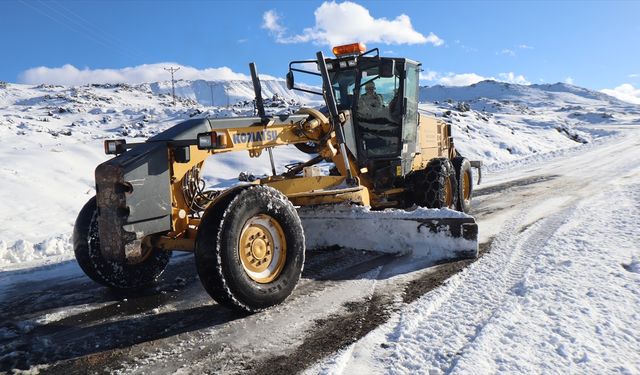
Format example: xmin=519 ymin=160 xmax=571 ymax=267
xmin=408 ymin=158 xmax=458 ymax=209
xmin=73 ymin=197 xmax=171 ymax=289
xmin=452 ymin=157 xmax=473 ymax=213
xmin=195 ymin=186 xmax=305 ymax=313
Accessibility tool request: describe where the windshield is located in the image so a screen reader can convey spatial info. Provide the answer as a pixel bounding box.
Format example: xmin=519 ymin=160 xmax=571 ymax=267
xmin=329 ymin=65 xmax=402 ymax=158
xmin=329 ymin=68 xmax=398 ymax=108
xmin=329 ymin=70 xmax=357 ymax=109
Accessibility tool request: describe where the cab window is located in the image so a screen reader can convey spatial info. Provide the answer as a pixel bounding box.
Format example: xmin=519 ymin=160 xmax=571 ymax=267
xmin=355 ymin=67 xmax=402 ymax=157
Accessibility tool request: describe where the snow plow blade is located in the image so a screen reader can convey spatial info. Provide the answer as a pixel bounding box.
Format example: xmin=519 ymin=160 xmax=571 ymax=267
xmin=297 ymin=206 xmax=478 ymax=262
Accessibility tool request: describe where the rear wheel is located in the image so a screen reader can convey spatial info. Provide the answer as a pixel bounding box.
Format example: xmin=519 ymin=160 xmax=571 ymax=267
xmin=195 ymin=186 xmax=305 ymax=313
xmin=409 ymin=158 xmax=458 ymax=209
xmin=452 ymin=157 xmax=473 ymax=213
xmin=73 ymin=197 xmax=171 ymax=289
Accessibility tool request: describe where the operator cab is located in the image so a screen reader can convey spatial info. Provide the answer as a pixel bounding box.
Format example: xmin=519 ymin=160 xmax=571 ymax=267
xmin=287 ymin=43 xmax=421 ymax=190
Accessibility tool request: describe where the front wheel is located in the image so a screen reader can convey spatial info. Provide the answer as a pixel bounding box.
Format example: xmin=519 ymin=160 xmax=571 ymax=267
xmin=195 ymin=186 xmax=305 ymax=313
xmin=452 ymin=157 xmax=473 ymax=213
xmin=73 ymin=197 xmax=171 ymax=290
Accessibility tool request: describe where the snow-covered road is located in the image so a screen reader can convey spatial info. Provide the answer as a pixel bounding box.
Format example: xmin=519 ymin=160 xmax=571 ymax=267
xmin=1 ymin=125 xmax=639 ymax=374
xmin=309 ymin=125 xmax=640 ymax=374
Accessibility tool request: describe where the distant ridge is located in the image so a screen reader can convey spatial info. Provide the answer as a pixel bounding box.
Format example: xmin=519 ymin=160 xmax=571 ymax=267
xmin=420 ymin=80 xmax=633 ymax=108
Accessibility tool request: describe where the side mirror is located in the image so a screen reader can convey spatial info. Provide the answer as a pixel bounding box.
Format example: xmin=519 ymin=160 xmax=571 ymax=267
xmin=286 ymin=71 xmax=294 ymax=90
xmin=174 ymin=145 xmax=191 ymax=163
xmin=379 ymin=59 xmax=395 ymax=78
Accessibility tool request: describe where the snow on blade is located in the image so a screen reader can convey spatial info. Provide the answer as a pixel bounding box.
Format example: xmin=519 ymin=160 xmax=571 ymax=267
xmin=299 ymin=205 xmax=477 ymax=261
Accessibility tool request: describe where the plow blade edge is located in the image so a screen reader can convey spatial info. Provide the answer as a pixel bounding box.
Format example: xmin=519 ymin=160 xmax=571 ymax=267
xmin=297 ymin=206 xmax=478 ymax=263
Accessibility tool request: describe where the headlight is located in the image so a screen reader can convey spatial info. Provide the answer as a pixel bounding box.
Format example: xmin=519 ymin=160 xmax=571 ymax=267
xmin=104 ymin=139 xmax=126 ymax=155
xmin=197 ymin=131 xmax=219 ymax=150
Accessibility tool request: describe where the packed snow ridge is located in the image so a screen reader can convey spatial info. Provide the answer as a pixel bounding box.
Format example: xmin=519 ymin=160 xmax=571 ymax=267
xmin=0 ymin=79 xmax=638 ymax=268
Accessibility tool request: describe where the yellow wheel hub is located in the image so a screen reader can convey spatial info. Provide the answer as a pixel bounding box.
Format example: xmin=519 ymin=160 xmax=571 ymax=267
xmin=239 ymin=214 xmax=287 ymax=284
xmin=463 ymin=169 xmax=472 ymax=202
xmin=251 ymin=238 xmax=267 ymax=260
xmin=444 ymin=176 xmax=454 ymax=207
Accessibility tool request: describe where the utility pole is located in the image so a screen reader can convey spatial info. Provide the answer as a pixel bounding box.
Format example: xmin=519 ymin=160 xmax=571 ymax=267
xmin=207 ymin=82 xmax=215 ymax=107
xmin=164 ymin=66 xmax=180 ymax=105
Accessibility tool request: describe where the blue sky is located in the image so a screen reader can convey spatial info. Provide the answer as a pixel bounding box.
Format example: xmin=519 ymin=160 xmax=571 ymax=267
xmin=1 ymin=0 xmax=639 ymax=99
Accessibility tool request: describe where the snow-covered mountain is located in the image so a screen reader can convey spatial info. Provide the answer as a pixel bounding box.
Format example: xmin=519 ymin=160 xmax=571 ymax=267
xmin=0 ymin=79 xmax=638 ymax=268
xmin=421 ymin=80 xmax=634 ymax=108
xmin=418 ymin=80 xmax=639 ymax=165
xmin=147 ymin=78 xmax=321 ymax=107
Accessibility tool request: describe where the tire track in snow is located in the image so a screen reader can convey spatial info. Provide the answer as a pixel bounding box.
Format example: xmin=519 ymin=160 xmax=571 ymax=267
xmin=443 ymin=213 xmax=574 ymax=373
xmin=392 ymin=208 xmax=574 ymax=373
xmin=324 ymin=204 xmax=574 ymax=374
xmin=446 ymin=182 xmax=640 ymax=373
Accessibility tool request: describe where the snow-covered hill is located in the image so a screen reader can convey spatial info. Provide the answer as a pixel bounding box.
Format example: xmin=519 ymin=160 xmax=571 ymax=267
xmin=418 ymin=80 xmax=640 ymax=166
xmin=0 ymin=79 xmax=638 ymax=268
xmin=0 ymin=81 xmax=313 ymax=267
xmin=421 ymin=80 xmax=635 ymax=109
xmin=147 ymin=78 xmax=320 ymax=107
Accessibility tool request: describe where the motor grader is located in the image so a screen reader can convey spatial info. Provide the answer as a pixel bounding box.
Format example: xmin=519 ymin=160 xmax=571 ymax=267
xmin=73 ymin=43 xmax=481 ymax=313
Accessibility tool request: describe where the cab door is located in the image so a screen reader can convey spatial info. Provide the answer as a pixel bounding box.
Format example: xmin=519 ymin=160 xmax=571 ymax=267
xmin=401 ymin=61 xmax=420 ymax=175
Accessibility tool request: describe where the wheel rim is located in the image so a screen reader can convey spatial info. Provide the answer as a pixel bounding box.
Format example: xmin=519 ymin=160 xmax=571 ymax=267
xmin=444 ymin=176 xmax=454 ymax=208
xmin=238 ymin=214 xmax=287 ymax=284
xmin=463 ymin=169 xmax=472 ymax=203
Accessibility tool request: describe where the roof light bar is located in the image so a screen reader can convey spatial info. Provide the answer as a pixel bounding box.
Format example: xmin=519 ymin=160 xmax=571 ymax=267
xmin=332 ymin=42 xmax=366 ymax=57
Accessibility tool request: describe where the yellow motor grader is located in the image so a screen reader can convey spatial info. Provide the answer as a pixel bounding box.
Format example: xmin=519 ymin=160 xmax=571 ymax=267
xmin=73 ymin=43 xmax=481 ymax=312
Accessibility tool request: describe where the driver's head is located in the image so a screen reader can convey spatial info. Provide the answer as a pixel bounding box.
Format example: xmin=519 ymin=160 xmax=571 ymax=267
xmin=365 ymin=82 xmax=376 ymax=94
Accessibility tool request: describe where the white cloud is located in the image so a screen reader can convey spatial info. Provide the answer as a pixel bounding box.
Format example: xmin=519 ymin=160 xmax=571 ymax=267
xmin=264 ymin=1 xmax=441 ymax=46
xmin=439 ymin=73 xmax=489 ymax=87
xmin=518 ymin=44 xmax=534 ymax=49
xmin=423 ymin=32 xmax=444 ymax=46
xmin=453 ymin=40 xmax=477 ymax=53
xmin=21 ymin=62 xmax=531 ymax=88
xmin=419 ymin=70 xmax=439 ymax=81
xmin=498 ymin=72 xmax=530 ymax=85
xmin=601 ymin=83 xmax=640 ymax=104
xmin=499 ymin=49 xmax=516 ymax=57
xmin=262 ymin=10 xmax=285 ymax=38
xmin=629 ymin=73 xmax=639 ymax=78
xmin=18 ymin=63 xmax=262 ymax=86
xmin=565 ymin=77 xmax=574 ymax=85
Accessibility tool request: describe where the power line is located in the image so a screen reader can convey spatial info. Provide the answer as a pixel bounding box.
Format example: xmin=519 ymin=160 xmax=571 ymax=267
xmin=207 ymin=82 xmax=215 ymax=107
xmin=49 ymin=0 xmax=143 ymax=61
xmin=22 ymin=0 xmax=140 ymax=62
xmin=164 ymin=67 xmax=180 ymax=105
